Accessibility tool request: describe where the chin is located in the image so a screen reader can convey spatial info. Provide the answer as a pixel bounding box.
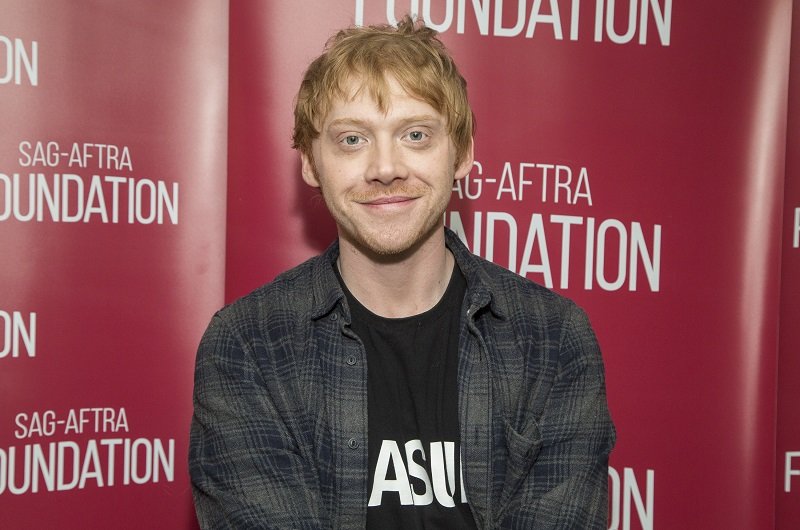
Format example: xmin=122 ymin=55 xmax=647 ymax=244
xmin=358 ymin=236 xmax=416 ymax=257
xmin=352 ymin=224 xmax=439 ymax=258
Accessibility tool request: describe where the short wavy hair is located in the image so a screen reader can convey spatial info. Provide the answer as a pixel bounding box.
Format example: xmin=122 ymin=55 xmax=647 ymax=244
xmin=292 ymin=15 xmax=474 ymax=167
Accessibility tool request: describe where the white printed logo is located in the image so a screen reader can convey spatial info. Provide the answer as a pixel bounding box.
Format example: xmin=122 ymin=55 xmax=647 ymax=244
xmin=368 ymin=439 xmax=467 ymax=507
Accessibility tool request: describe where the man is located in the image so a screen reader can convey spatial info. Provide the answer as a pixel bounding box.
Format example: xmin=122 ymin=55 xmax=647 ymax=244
xmin=190 ymin=16 xmax=614 ymax=529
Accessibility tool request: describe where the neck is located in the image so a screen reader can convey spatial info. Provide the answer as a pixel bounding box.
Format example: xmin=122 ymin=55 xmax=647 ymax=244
xmin=337 ymin=228 xmax=453 ymax=318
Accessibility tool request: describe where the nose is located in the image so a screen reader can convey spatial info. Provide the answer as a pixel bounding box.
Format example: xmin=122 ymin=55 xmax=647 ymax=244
xmin=365 ymin=137 xmax=408 ymax=185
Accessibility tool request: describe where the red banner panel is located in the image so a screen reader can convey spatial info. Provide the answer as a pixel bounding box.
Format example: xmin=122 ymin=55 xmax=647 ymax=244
xmin=0 ymin=2 xmax=227 ymax=528
xmin=777 ymin=2 xmax=800 ymax=529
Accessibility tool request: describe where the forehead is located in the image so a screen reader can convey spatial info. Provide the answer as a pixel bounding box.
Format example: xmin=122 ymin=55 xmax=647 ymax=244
xmin=321 ymin=75 xmax=444 ymax=127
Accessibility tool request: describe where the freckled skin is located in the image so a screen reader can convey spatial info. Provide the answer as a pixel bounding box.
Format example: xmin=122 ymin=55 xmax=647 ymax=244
xmin=301 ymin=76 xmax=473 ymax=260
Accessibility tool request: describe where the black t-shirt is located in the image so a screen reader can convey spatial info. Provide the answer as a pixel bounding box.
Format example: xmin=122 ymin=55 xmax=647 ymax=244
xmin=339 ymin=264 xmax=477 ymax=529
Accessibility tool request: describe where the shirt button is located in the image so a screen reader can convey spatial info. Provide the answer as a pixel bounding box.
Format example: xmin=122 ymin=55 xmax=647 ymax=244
xmin=346 ymin=355 xmax=357 ymax=366
xmin=347 ymin=438 xmax=359 ymax=449
xmin=329 ymin=313 xmax=338 ymax=321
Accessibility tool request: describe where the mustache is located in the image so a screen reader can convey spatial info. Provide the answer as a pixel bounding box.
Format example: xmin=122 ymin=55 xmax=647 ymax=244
xmin=347 ymin=183 xmax=429 ymax=202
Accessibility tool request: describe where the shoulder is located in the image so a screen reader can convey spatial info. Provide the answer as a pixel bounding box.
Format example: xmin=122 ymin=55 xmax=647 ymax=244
xmin=210 ymin=253 xmax=328 ymax=343
xmin=446 ymin=227 xmax=575 ymax=321
xmin=459 ymin=247 xmax=578 ymax=324
xmin=458 ymin=248 xmax=597 ymax=363
xmin=482 ymin=256 xmax=571 ymax=308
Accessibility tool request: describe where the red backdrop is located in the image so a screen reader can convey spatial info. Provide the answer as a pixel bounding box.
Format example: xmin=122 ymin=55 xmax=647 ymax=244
xmin=777 ymin=1 xmax=800 ymax=527
xmin=0 ymin=2 xmax=227 ymax=528
xmin=2 ymin=1 xmax=797 ymax=528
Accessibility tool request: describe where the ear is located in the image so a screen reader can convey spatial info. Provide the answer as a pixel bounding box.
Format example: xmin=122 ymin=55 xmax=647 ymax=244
xmin=301 ymin=152 xmax=320 ymax=188
xmin=453 ymin=137 xmax=475 ymax=182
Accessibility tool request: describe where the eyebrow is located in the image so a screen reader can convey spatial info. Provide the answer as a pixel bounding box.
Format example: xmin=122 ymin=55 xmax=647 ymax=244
xmin=326 ymin=114 xmax=443 ymax=129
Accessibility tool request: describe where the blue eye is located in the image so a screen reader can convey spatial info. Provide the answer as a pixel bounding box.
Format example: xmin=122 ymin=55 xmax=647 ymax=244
xmin=344 ymin=135 xmax=360 ymax=145
xmin=408 ymin=131 xmax=425 ymax=141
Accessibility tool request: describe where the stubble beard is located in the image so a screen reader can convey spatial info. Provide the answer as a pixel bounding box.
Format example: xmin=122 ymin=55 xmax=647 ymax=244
xmin=320 ymin=182 xmax=450 ymax=259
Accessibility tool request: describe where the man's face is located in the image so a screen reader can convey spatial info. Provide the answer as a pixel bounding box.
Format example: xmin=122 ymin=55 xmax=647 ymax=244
xmin=301 ymin=75 xmax=473 ymax=257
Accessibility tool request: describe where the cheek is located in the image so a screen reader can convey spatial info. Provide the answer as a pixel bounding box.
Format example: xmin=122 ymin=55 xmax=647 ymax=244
xmin=315 ymin=170 xmax=350 ymax=201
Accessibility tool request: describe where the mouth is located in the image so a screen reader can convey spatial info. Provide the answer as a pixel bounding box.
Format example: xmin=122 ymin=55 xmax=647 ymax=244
xmin=362 ymin=196 xmax=416 ymax=206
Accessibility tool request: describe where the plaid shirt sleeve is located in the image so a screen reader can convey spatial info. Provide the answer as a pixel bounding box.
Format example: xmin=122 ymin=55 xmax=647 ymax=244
xmin=189 ymin=312 xmax=327 ymax=529
xmin=498 ymin=304 xmax=615 ymax=529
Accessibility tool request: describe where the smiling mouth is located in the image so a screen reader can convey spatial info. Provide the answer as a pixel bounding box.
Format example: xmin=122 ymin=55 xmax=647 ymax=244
xmin=362 ymin=196 xmax=416 ymax=205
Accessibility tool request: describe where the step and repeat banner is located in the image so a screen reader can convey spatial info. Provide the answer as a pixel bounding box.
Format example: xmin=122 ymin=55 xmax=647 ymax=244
xmin=1 ymin=0 xmax=797 ymax=529
xmin=0 ymin=1 xmax=227 ymax=529
xmin=778 ymin=1 xmax=800 ymax=526
xmin=225 ymin=1 xmax=794 ymax=529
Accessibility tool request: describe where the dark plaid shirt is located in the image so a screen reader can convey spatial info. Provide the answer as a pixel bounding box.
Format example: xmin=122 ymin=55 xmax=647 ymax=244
xmin=189 ymin=228 xmax=615 ymax=529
